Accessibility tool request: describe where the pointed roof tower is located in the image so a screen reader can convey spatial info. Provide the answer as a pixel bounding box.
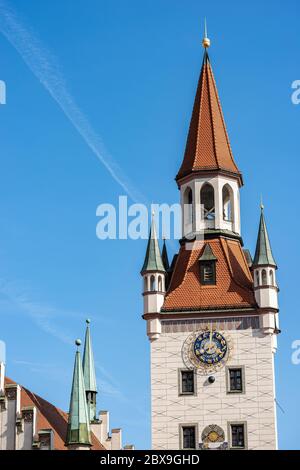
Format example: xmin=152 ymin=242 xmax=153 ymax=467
xmin=83 ymin=320 xmax=97 ymax=394
xmin=176 ymin=27 xmax=242 ymax=186
xmin=66 ymin=339 xmax=91 ymax=448
xmin=253 ymin=204 xmax=277 ymax=268
xmin=82 ymin=319 xmax=98 ymax=423
xmin=141 ymin=213 xmax=165 ymax=274
xmin=162 ymin=238 xmax=170 ymax=271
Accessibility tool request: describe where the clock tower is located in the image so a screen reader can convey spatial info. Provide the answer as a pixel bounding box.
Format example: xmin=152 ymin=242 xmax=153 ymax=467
xmin=141 ymin=32 xmax=279 ymax=450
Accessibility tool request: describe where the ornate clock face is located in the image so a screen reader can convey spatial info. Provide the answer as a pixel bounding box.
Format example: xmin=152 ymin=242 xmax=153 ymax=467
xmin=182 ymin=328 xmax=231 ymax=375
xmin=194 ymin=331 xmax=227 ymax=366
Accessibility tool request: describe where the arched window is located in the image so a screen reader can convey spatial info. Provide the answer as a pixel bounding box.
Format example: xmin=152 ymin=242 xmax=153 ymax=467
xmin=262 ymin=269 xmax=267 ymax=286
xmin=158 ymin=276 xmax=162 ymax=292
xmin=269 ymin=270 xmax=274 ymax=286
xmin=222 ymin=184 xmax=234 ymax=222
xmin=256 ymin=271 xmax=260 ymax=286
xmin=144 ymin=277 xmax=148 ymax=291
xmin=183 ymin=187 xmax=193 ymax=226
xmin=200 ymin=183 xmax=215 ymax=220
xmin=150 ymin=275 xmax=155 ymax=291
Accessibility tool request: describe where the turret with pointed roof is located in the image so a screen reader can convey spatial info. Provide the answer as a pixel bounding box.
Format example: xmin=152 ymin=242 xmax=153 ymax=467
xmin=162 ymin=239 xmax=170 ymax=272
xmin=141 ymin=215 xmax=166 ymax=339
xmin=162 ymin=239 xmax=171 ymax=290
xmin=253 ymin=205 xmax=277 ymax=268
xmin=252 ymin=204 xmax=278 ymax=312
xmin=141 ymin=214 xmax=165 ymax=275
xmin=83 ymin=320 xmax=98 ymax=423
xmin=66 ymin=339 xmax=91 ymax=449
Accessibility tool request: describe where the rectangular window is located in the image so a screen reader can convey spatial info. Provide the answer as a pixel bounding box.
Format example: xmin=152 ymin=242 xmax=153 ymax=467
xmin=229 ymin=368 xmax=243 ymax=392
xmin=231 ymin=424 xmax=245 ymax=449
xmin=182 ymin=426 xmax=196 ymax=449
xmin=180 ymin=370 xmax=195 ymax=395
xmin=200 ymin=262 xmax=216 ymax=285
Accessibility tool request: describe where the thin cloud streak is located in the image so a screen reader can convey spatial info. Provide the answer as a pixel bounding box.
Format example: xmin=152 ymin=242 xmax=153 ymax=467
xmin=0 ymin=2 xmax=150 ymax=419
xmin=0 ymin=278 xmax=78 ymax=344
xmin=0 ymin=279 xmax=146 ymax=416
xmin=0 ymin=0 xmax=146 ymax=204
xmin=0 ymin=277 xmax=113 ymax=343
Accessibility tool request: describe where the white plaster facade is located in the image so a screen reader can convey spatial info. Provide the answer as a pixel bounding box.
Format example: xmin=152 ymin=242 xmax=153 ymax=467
xmin=143 ymin=272 xmax=166 ymax=317
xmin=0 ymin=380 xmax=41 ymax=450
xmin=253 ymin=266 xmax=279 ymax=311
xmin=150 ymin=317 xmax=278 ymax=450
xmin=91 ymin=410 xmax=132 ymax=450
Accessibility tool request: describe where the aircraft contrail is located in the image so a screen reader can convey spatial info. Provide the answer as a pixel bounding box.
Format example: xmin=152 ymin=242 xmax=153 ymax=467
xmin=0 ymin=0 xmax=146 ymax=204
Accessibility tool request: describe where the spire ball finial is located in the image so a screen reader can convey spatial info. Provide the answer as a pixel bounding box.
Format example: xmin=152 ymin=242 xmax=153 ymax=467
xmin=202 ymin=37 xmax=211 ymax=49
xmin=75 ymin=339 xmax=81 ymax=347
xmin=86 ymin=318 xmax=91 ymax=324
xmin=260 ymin=195 xmax=264 ymax=211
xmin=202 ymin=18 xmax=210 ymax=49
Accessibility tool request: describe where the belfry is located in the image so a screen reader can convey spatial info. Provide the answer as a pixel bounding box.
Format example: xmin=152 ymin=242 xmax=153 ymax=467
xmin=141 ymin=29 xmax=279 ymax=450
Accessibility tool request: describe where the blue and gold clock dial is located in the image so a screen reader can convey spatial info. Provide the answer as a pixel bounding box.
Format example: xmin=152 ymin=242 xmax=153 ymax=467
xmin=194 ymin=330 xmax=227 ymax=365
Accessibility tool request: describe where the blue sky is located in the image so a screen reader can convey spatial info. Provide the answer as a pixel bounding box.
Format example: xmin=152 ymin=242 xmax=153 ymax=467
xmin=0 ymin=0 xmax=299 ymax=450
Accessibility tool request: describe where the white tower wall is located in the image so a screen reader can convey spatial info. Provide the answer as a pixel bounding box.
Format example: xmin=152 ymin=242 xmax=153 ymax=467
xmin=149 ymin=316 xmax=278 ymax=450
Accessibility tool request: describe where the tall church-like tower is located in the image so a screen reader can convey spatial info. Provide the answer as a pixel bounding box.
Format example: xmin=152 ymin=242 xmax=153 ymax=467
xmin=141 ymin=32 xmax=279 ymax=450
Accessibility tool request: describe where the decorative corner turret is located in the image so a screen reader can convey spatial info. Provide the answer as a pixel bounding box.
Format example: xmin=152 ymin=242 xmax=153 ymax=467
xmin=141 ymin=214 xmax=166 ymax=341
xmin=252 ymin=205 xmax=279 ymax=336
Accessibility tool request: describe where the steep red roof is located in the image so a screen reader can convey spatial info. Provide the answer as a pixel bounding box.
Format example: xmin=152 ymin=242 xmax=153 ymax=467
xmin=4 ymin=377 xmax=105 ymax=450
xmin=176 ymin=52 xmax=242 ymax=184
xmin=162 ymin=238 xmax=256 ymax=312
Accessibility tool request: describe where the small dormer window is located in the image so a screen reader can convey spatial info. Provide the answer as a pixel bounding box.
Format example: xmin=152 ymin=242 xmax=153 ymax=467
xmin=200 ymin=261 xmax=216 ymax=285
xmin=199 ymin=243 xmax=217 ymax=286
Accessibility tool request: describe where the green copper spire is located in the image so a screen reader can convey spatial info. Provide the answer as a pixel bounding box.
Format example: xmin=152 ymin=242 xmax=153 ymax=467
xmin=141 ymin=213 xmax=165 ymax=274
xmin=253 ymin=205 xmax=277 ymax=268
xmin=162 ymin=238 xmax=170 ymax=271
xmin=83 ymin=319 xmax=97 ymax=423
xmin=66 ymin=339 xmax=91 ymax=447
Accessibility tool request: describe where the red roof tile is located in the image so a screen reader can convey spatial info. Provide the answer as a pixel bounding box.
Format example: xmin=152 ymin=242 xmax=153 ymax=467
xmin=176 ymin=52 xmax=242 ymax=184
xmin=162 ymin=238 xmax=256 ymax=312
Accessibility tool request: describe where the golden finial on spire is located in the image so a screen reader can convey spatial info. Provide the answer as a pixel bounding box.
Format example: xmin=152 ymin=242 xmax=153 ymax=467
xmin=202 ymin=18 xmax=211 ymax=49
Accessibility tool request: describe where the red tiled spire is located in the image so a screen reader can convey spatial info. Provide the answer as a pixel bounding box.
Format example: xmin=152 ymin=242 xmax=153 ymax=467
xmin=176 ymin=51 xmax=242 ymax=185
